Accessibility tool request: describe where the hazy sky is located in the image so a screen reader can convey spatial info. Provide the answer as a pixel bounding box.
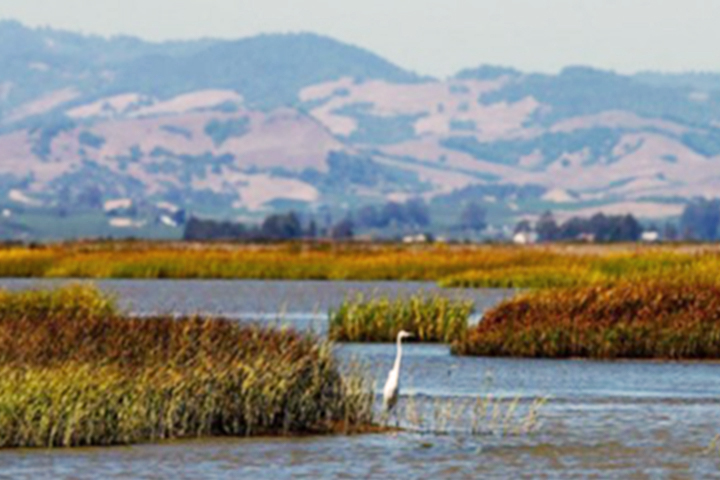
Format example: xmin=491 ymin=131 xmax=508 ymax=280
xmin=0 ymin=0 xmax=717 ymax=77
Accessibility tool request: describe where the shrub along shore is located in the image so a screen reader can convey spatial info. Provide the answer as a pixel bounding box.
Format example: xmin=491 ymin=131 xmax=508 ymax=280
xmin=0 ymin=286 xmax=373 ymax=448
xmin=2 ymin=241 xmax=720 ymax=288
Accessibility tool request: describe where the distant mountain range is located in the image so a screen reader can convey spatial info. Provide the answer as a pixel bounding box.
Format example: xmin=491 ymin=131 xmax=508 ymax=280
xmin=1 ymin=20 xmax=720 ymax=239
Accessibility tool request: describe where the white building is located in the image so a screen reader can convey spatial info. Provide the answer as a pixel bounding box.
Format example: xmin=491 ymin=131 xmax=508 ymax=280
xmin=513 ymin=231 xmax=538 ymax=245
xmin=641 ymin=231 xmax=660 ymax=243
xmin=103 ymin=198 xmax=133 ymax=214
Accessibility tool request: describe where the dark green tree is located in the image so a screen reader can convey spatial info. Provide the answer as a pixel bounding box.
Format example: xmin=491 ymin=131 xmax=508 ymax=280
xmin=536 ymin=211 xmax=559 ymax=242
xmin=330 ymin=218 xmax=354 ymax=240
xmin=404 ymin=198 xmax=430 ymax=227
xmin=183 ymin=217 xmax=247 ymax=241
xmin=306 ymin=219 xmax=318 ymax=239
xmin=680 ymin=198 xmax=720 ymax=241
xmin=261 ymin=212 xmax=302 ymax=240
xmin=514 ymin=219 xmax=532 ymax=234
xmin=459 ymin=202 xmax=487 ymax=231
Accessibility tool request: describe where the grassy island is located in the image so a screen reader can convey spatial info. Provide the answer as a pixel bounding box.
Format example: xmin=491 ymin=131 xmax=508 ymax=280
xmin=454 ymin=281 xmax=720 ymax=359
xmin=329 ymin=294 xmax=473 ymax=343
xmin=0 ymin=286 xmax=373 ymax=448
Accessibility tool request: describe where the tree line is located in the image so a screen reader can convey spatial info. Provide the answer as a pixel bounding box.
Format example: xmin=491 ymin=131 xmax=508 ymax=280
xmin=184 ymin=212 xmax=353 ymax=242
xmin=518 ymin=211 xmax=643 ymax=243
xmin=519 ymin=197 xmax=720 ymax=243
xmin=678 ymin=198 xmax=720 ymax=241
xmin=184 ymin=197 xmax=720 ymax=243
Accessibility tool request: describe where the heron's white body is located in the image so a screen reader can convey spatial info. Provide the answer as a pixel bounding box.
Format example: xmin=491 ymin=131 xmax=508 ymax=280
xmin=383 ymin=330 xmax=411 ymax=413
xmin=383 ymin=367 xmax=400 ymax=412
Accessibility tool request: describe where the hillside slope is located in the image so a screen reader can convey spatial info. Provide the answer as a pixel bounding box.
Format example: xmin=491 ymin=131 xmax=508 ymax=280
xmin=0 ymin=22 xmax=719 ymax=239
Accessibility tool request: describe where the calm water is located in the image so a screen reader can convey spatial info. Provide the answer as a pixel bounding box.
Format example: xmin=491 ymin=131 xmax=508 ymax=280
xmin=1 ymin=280 xmax=719 ymax=478
xmin=0 ymin=279 xmax=511 ymax=330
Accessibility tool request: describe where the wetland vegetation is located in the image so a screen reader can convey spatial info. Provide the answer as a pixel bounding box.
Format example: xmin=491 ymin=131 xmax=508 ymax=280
xmin=454 ymin=281 xmax=720 ymax=359
xmin=0 ymin=285 xmax=373 ymax=448
xmin=1 ymin=241 xmax=720 ymax=289
xmin=329 ymin=293 xmax=473 ymax=343
xmin=3 ymin=240 xmax=720 ymax=451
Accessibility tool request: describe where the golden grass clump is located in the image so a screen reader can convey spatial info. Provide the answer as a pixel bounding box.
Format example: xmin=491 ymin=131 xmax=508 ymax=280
xmin=329 ymin=294 xmax=474 ymax=343
xmin=0 ymin=285 xmax=374 ymax=448
xmin=438 ymin=250 xmax=707 ymax=289
xmin=438 ymin=265 xmax=603 ymax=289
xmin=0 ymin=249 xmax=57 ymax=277
xmin=3 ymin=242 xmax=720 ymax=288
xmin=454 ymin=281 xmax=720 ymax=359
xmin=0 ymin=243 xmax=586 ymax=281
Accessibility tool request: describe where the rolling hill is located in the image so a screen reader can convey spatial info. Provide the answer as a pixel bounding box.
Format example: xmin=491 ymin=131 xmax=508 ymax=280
xmin=0 ymin=20 xmax=719 ymax=239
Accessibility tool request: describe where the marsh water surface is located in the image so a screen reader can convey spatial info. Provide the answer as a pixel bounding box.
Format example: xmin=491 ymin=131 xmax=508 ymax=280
xmin=0 ymin=280 xmax=718 ymax=478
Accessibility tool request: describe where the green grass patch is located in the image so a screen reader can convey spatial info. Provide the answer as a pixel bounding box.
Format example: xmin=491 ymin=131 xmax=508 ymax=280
xmin=329 ymin=294 xmax=474 ymax=343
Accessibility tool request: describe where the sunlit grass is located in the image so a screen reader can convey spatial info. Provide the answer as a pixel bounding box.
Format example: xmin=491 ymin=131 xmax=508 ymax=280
xmin=391 ymin=368 xmax=549 ymax=436
xmin=329 ymin=294 xmax=474 ymax=343
xmin=401 ymin=394 xmax=549 ymax=436
xmin=0 ymin=242 xmax=719 ymax=289
xmin=0 ymin=285 xmax=374 ymax=448
xmin=454 ymin=281 xmax=720 ymax=359
xmin=438 ymin=265 xmax=603 ymax=289
xmin=439 ymin=250 xmax=712 ymax=289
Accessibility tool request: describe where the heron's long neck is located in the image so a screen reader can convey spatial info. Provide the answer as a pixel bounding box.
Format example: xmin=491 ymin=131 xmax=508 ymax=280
xmin=393 ymin=335 xmax=403 ymax=372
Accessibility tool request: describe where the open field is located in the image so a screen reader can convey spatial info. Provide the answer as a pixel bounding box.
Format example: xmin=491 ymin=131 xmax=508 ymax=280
xmin=0 ymin=285 xmax=373 ymax=448
xmin=2 ymin=241 xmax=720 ymax=287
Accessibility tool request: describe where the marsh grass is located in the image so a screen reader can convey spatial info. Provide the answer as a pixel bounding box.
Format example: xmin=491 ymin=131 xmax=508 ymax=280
xmin=0 ymin=285 xmax=374 ymax=448
xmin=2 ymin=242 xmax=719 ymax=291
xmin=438 ymin=251 xmax=712 ymax=289
xmin=706 ymin=434 xmax=720 ymax=456
xmin=328 ymin=294 xmax=474 ymax=343
xmin=0 ymin=249 xmax=57 ymax=277
xmin=438 ymin=265 xmax=602 ymax=289
xmin=400 ymin=394 xmax=548 ymax=436
xmin=3 ymin=243 xmax=542 ymax=280
xmin=380 ymin=368 xmax=548 ymax=437
xmin=0 ymin=242 xmax=712 ymax=286
xmin=455 ymin=281 xmax=720 ymax=359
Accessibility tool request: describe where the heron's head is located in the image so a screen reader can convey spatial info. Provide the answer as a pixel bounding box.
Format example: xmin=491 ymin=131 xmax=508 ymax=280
xmin=398 ymin=330 xmax=414 ymax=340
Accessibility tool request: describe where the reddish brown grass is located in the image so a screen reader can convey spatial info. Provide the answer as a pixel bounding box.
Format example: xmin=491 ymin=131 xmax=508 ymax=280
xmin=454 ymin=281 xmax=720 ymax=359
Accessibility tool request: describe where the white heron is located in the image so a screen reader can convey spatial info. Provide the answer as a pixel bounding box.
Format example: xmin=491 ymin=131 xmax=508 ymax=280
xmin=383 ymin=330 xmax=413 ymax=418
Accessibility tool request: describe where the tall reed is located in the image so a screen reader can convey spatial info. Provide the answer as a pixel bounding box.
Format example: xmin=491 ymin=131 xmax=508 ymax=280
xmin=438 ymin=265 xmax=602 ymax=289
xmin=454 ymin=281 xmax=720 ymax=359
xmin=329 ymin=294 xmax=474 ymax=343
xmin=0 ymin=285 xmax=374 ymax=448
xmin=2 ymin=242 xmax=720 ymax=288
